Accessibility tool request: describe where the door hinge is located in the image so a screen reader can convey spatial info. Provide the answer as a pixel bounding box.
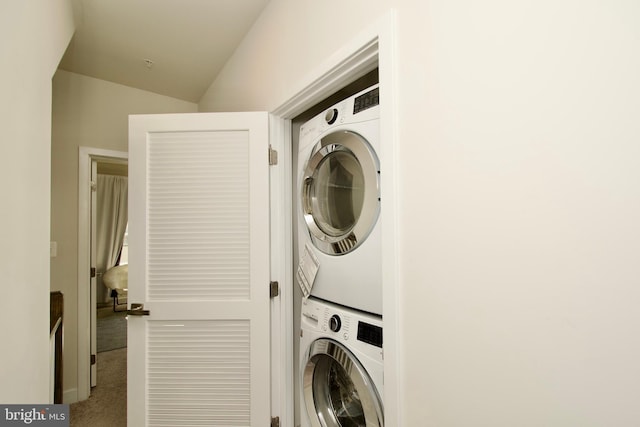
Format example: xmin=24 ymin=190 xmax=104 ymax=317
xmin=90 ymin=180 xmax=97 ymax=192
xmin=90 ymin=267 xmax=96 ymax=278
xmin=90 ymin=354 xmax=96 ymax=365
xmin=270 ymin=281 xmax=279 ymax=298
xmin=270 ymin=416 xmax=280 ymax=427
xmin=269 ymin=145 xmax=278 ymax=165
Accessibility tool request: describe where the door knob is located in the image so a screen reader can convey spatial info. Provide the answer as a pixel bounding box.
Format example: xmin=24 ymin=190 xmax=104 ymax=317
xmin=127 ymin=303 xmax=150 ymax=316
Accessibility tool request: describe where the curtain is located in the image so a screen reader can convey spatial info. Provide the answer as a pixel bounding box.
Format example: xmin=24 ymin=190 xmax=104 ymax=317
xmin=96 ymin=174 xmax=129 ymax=304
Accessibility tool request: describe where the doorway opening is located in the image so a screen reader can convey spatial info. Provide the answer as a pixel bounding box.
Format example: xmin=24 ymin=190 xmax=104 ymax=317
xmin=77 ymin=147 xmax=128 ymax=402
xmin=93 ymin=160 xmax=129 ymax=396
xmin=266 ymin=16 xmax=399 ymax=424
xmin=289 ymin=68 xmax=380 ymax=426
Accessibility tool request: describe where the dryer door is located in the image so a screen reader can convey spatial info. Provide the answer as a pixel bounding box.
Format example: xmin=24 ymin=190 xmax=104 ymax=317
xmin=303 ymin=339 xmax=383 ymax=427
xmin=301 ymin=131 xmax=380 ymax=255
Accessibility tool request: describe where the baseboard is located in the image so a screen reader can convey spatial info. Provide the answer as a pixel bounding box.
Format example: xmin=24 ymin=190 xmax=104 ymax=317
xmin=63 ymin=388 xmax=77 ymax=404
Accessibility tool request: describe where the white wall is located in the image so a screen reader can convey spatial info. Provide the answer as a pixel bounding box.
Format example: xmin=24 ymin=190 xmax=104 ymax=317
xmin=198 ymin=0 xmax=388 ymax=112
xmin=201 ymin=1 xmax=640 ymax=425
xmin=0 ymin=0 xmax=74 ymax=403
xmin=51 ymin=70 xmax=197 ymax=401
xmin=396 ymin=2 xmax=640 ymax=425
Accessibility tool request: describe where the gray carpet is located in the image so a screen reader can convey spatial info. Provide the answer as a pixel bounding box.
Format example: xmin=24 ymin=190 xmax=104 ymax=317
xmin=70 ymin=347 xmax=127 ymax=426
xmin=97 ymin=305 xmax=127 ymax=352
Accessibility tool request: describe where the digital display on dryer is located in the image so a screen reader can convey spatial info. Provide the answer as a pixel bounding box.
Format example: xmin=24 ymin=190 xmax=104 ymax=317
xmin=357 ymin=321 xmax=383 ymax=348
xmin=353 ymin=87 xmax=379 ymax=114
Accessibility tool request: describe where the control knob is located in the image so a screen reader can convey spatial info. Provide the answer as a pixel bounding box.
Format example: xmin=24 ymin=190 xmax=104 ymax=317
xmin=325 ymin=108 xmax=338 ymax=125
xmin=329 ymin=315 xmax=341 ymax=332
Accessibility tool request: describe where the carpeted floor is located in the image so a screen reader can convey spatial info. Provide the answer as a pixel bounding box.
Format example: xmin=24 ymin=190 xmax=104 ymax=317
xmin=70 ymin=347 xmax=127 ymax=426
xmin=97 ymin=305 xmax=127 ymax=352
xmin=70 ymin=306 xmax=128 ymax=426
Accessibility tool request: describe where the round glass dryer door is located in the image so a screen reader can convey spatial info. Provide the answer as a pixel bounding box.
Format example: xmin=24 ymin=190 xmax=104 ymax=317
xmin=303 ymin=339 xmax=383 ymax=427
xmin=301 ymin=131 xmax=380 ymax=255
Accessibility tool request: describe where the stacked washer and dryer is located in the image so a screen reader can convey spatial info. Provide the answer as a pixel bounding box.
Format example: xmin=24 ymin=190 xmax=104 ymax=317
xmin=297 ymin=85 xmax=384 ymax=427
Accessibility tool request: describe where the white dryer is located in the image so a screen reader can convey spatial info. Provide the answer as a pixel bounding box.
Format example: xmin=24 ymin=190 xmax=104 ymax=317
xmin=297 ymin=84 xmax=382 ymax=315
xmin=300 ymin=297 xmax=384 ymax=427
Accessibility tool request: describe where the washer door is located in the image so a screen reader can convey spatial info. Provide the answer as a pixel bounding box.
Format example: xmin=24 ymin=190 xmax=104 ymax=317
xmin=303 ymin=339 xmax=383 ymax=427
xmin=301 ymin=130 xmax=380 ymax=255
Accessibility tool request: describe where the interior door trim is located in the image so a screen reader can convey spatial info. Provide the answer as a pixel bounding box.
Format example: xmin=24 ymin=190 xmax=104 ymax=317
xmin=77 ymin=146 xmax=128 ymax=402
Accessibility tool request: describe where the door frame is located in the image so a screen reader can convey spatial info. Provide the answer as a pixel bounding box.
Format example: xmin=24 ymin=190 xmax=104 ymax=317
xmin=271 ymin=10 xmax=399 ymax=426
xmin=77 ymin=146 xmax=128 ymax=401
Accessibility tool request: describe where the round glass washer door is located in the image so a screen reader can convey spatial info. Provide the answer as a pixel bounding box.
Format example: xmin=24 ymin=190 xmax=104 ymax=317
xmin=302 ymin=339 xmax=384 ymax=427
xmin=301 ymin=130 xmax=380 ymax=255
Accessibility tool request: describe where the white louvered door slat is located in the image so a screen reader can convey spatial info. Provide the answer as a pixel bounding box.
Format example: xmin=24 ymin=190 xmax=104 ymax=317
xmin=147 ymin=131 xmax=250 ymax=301
xmin=147 ymin=321 xmax=251 ymax=425
xmin=128 ymin=113 xmax=270 ymax=427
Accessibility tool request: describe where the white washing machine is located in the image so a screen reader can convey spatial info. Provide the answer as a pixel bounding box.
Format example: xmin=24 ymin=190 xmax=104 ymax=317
xmin=300 ymin=297 xmax=384 ymax=427
xmin=296 ymin=84 xmax=382 ymax=315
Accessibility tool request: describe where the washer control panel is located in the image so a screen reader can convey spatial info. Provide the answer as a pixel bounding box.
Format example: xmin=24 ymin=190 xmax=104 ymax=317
xmin=357 ymin=320 xmax=383 ymax=348
xmin=301 ymin=297 xmax=384 ymax=364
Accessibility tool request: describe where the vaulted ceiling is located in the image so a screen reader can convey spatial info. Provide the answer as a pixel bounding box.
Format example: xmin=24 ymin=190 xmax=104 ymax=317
xmin=59 ymin=0 xmax=270 ymax=103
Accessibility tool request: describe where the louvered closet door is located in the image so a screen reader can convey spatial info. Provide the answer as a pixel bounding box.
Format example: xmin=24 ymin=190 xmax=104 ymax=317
xmin=127 ymin=112 xmax=270 ymax=427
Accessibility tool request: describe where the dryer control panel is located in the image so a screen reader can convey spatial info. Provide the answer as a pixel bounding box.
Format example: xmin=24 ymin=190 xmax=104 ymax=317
xmin=353 ymin=87 xmax=379 ymax=115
